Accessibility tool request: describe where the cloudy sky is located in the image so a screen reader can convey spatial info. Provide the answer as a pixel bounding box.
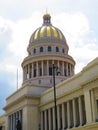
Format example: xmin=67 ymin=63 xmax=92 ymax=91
xmin=0 ymin=0 xmax=98 ymax=114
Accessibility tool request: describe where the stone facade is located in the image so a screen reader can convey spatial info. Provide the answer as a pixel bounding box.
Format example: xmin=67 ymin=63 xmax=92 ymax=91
xmin=39 ymin=57 xmax=98 ymax=130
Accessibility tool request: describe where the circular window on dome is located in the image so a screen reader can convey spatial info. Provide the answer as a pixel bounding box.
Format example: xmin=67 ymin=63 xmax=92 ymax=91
xmin=48 ymin=46 xmax=51 ymax=52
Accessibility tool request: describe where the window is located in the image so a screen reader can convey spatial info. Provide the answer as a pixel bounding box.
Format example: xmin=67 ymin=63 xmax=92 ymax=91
xmin=48 ymin=46 xmax=51 ymax=52
xmin=68 ymin=63 xmax=70 ymax=76
xmin=49 ymin=67 xmax=52 ymax=75
xmin=40 ymin=47 xmax=43 ymax=52
xmin=34 ymin=69 xmax=36 ymax=77
xmin=40 ymin=68 xmax=42 ymax=76
xmin=56 ymin=47 xmax=59 ymax=52
xmin=62 ymin=49 xmax=65 ymax=54
xmin=33 ymin=48 xmax=36 ymax=54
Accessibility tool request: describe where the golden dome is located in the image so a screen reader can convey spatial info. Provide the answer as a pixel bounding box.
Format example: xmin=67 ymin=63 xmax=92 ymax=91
xmin=33 ymin=26 xmax=64 ymax=40
xmin=29 ymin=13 xmax=68 ymax=47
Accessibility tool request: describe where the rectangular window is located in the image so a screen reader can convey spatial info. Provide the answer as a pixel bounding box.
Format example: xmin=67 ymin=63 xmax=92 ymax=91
xmin=49 ymin=67 xmax=52 ymax=75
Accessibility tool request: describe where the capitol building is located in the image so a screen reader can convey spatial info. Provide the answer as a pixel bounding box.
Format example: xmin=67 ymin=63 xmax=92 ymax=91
xmin=0 ymin=13 xmax=98 ymax=130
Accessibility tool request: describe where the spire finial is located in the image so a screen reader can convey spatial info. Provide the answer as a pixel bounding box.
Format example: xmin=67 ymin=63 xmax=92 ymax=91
xmin=46 ymin=8 xmax=48 ymax=13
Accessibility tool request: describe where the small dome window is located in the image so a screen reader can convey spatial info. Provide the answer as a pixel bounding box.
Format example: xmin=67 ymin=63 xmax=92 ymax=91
xmin=56 ymin=47 xmax=59 ymax=52
xmin=33 ymin=48 xmax=36 ymax=54
xmin=48 ymin=46 xmax=51 ymax=52
xmin=62 ymin=49 xmax=65 ymax=54
xmin=40 ymin=47 xmax=43 ymax=52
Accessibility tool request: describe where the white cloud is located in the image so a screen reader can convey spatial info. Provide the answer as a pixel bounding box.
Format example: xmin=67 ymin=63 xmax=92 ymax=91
xmin=52 ymin=12 xmax=98 ymax=73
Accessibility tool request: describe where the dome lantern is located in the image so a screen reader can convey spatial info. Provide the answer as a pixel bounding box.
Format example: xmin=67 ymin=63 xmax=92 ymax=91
xmin=43 ymin=13 xmax=52 ymax=25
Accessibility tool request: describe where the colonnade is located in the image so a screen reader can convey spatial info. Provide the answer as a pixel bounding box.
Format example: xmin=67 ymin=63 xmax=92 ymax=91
xmin=8 ymin=110 xmax=22 ymax=130
xmin=23 ymin=60 xmax=74 ymax=81
xmin=40 ymin=95 xmax=86 ymax=130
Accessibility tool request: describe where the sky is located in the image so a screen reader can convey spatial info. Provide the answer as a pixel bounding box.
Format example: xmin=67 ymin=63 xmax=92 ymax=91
xmin=0 ymin=0 xmax=98 ymax=114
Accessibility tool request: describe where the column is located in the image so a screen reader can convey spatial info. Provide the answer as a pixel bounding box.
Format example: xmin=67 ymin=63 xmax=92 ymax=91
xmin=25 ymin=66 xmax=28 ymax=80
xmin=62 ymin=62 xmax=64 ymax=76
xmin=28 ymin=64 xmax=30 ymax=79
xmin=8 ymin=116 xmax=10 ymax=130
xmin=41 ymin=61 xmax=44 ymax=76
xmin=9 ymin=115 xmax=12 ymax=130
xmin=57 ymin=105 xmax=60 ymax=130
xmin=25 ymin=67 xmax=27 ymax=80
xmin=10 ymin=115 xmax=12 ymax=130
xmin=66 ymin=63 xmax=68 ymax=76
xmin=57 ymin=61 xmax=60 ymax=76
xmin=72 ymin=99 xmax=76 ymax=127
xmin=62 ymin=103 xmax=65 ymax=129
xmin=84 ymin=89 xmax=92 ymax=123
xmin=41 ymin=112 xmax=44 ymax=130
xmin=91 ymin=90 xmax=96 ymax=122
xmin=53 ymin=107 xmax=56 ymax=130
xmin=52 ymin=60 xmax=54 ymax=65
xmin=48 ymin=109 xmax=52 ymax=130
xmin=67 ymin=101 xmax=70 ymax=128
xmin=24 ymin=66 xmax=27 ymax=80
xmin=45 ymin=110 xmax=48 ymax=130
xmin=78 ymin=97 xmax=83 ymax=126
xmin=32 ymin=63 xmax=34 ymax=78
xmin=70 ymin=64 xmax=72 ymax=76
xmin=23 ymin=67 xmax=25 ymax=81
xmin=27 ymin=64 xmax=29 ymax=79
xmin=36 ymin=62 xmax=38 ymax=76
xmin=52 ymin=60 xmax=54 ymax=77
xmin=13 ymin=114 xmax=15 ymax=130
xmin=47 ymin=60 xmax=49 ymax=76
xmin=72 ymin=65 xmax=74 ymax=75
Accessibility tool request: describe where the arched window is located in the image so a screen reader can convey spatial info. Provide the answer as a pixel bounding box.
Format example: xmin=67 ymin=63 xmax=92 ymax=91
xmin=40 ymin=47 xmax=43 ymax=52
xmin=56 ymin=47 xmax=59 ymax=52
xmin=48 ymin=46 xmax=51 ymax=52
xmin=62 ymin=49 xmax=65 ymax=54
xmin=33 ymin=48 xmax=36 ymax=54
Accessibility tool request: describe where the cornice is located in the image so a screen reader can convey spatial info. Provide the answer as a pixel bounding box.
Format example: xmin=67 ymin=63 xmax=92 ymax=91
xmin=82 ymin=57 xmax=98 ymax=72
xmin=39 ymin=86 xmax=83 ymax=110
xmin=21 ymin=54 xmax=75 ymax=67
xmin=81 ymin=77 xmax=98 ymax=89
xmin=4 ymin=94 xmax=40 ymax=110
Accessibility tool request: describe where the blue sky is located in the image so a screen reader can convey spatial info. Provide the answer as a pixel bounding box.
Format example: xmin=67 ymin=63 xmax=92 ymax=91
xmin=0 ymin=0 xmax=98 ymax=114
